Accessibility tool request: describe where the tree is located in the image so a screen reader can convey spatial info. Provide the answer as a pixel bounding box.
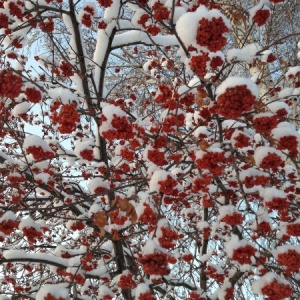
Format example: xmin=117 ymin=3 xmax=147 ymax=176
xmin=0 ymin=0 xmax=299 ymax=299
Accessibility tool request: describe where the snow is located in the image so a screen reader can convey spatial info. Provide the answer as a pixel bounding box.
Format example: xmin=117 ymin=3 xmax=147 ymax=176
xmin=3 ymin=250 xmax=68 ymax=267
xmin=99 ymin=285 xmax=114 ymax=298
xmin=227 ymin=44 xmax=262 ymax=63
xmin=285 ymin=66 xmax=300 ymax=78
xmin=176 ymin=6 xmax=230 ymax=50
xmin=142 ymin=239 xmax=160 ymax=255
xmin=216 ymin=77 xmax=259 ymax=99
xmin=74 ymin=139 xmax=94 ymax=159
xmin=135 ymin=283 xmax=151 ymax=298
xmin=0 ymin=211 xmax=17 ymax=222
xmin=217 ymin=280 xmax=232 ymax=300
xmin=249 ymin=1 xmax=270 ymax=24
xmin=239 ymin=168 xmax=269 ymax=182
xmin=254 ymin=146 xmax=284 ymax=167
xmin=19 ymin=217 xmax=42 ymax=231
xmin=273 ymin=245 xmax=300 ymax=258
xmin=35 ymin=284 xmax=69 ymax=300
xmin=112 ymin=31 xmax=179 ymax=49
xmin=225 ymin=235 xmax=255 ymax=259
xmin=267 ymin=101 xmax=291 ymax=116
xmin=99 ymin=104 xmax=126 ymax=135
xmin=260 ymin=187 xmax=286 ymax=203
xmin=252 ymin=272 xmax=291 ymax=295
xmin=271 ymin=126 xmax=300 ymax=145
xmin=23 ymin=135 xmax=53 ymax=153
xmin=218 ymin=205 xmax=239 ymax=220
xmin=47 ymin=87 xmax=78 ymax=105
xmin=88 ymin=178 xmax=110 ymax=194
xmin=194 ymin=126 xmax=210 ymax=138
xmin=12 ymin=102 xmax=31 ymax=117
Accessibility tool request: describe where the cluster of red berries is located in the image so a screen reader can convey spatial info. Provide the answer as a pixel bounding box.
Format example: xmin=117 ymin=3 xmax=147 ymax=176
xmin=196 ymin=17 xmax=229 ymax=52
xmin=286 ymin=223 xmax=300 ymax=236
xmin=138 ymin=203 xmax=157 ymax=227
xmin=0 ymin=70 xmax=22 ymax=99
xmin=101 ymin=115 xmax=134 ymax=141
xmin=118 ymin=272 xmax=137 ymax=289
xmin=205 ymin=265 xmax=226 ymax=283
xmin=0 ymin=13 xmax=9 ymax=28
xmin=276 ymin=135 xmax=299 ymax=157
xmin=158 ymin=174 xmax=178 ymax=195
xmin=60 ymin=61 xmax=74 ymax=77
xmin=216 ymin=85 xmax=256 ymax=119
xmin=232 ymin=132 xmax=251 ymax=148
xmin=22 ymin=226 xmax=43 ymax=244
xmin=44 ymin=293 xmax=67 ymax=300
xmin=195 ymin=151 xmax=226 ymax=176
xmin=158 ymin=227 xmax=180 ymax=249
xmin=261 ymin=279 xmax=292 ymax=300
xmin=265 ymin=196 xmax=289 ymax=211
xmin=109 ymin=209 xmax=128 ymax=225
xmin=242 ymin=174 xmax=270 ymax=189
xmin=162 ymin=114 xmax=185 ymax=133
xmin=26 ymin=146 xmax=54 ymax=161
xmin=147 ymin=148 xmax=167 ymax=166
xmin=259 ymin=152 xmax=284 ymax=172
xmin=152 ymin=2 xmax=170 ymax=22
xmin=220 ymin=212 xmax=243 ymax=226
xmin=253 ymin=9 xmax=270 ymax=26
xmin=8 ymin=1 xmax=24 ymax=20
xmin=138 ymin=252 xmax=170 ymax=275
xmin=81 ymin=6 xmax=95 ymax=28
xmin=120 ymin=148 xmax=135 ymax=161
xmin=79 ymin=149 xmax=94 ymax=161
xmin=231 ymin=244 xmax=256 ymax=264
xmin=253 ymin=115 xmax=278 ymax=135
xmin=0 ymin=219 xmax=19 ymax=235
xmin=51 ymin=103 xmax=80 ymax=134
xmin=97 ymin=0 xmax=112 ymax=8
xmin=39 ymin=17 xmax=54 ymax=33
xmin=189 ymin=52 xmax=209 ymax=78
xmin=25 ymin=87 xmax=42 ymax=103
xmin=137 ymin=291 xmax=156 ymax=300
xmin=277 ymin=249 xmax=300 ymax=273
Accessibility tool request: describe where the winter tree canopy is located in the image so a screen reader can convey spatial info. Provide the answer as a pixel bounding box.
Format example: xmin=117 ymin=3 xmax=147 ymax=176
xmin=0 ymin=0 xmax=300 ymax=299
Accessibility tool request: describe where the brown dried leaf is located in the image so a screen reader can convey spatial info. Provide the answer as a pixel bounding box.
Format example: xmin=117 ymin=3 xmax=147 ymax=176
xmin=195 ymin=94 xmax=205 ymax=108
xmin=248 ymin=155 xmax=256 ymax=166
xmin=199 ymin=140 xmax=210 ymax=151
xmin=100 ymin=227 xmax=106 ymax=237
xmin=112 ymin=230 xmax=121 ymax=241
xmin=118 ymin=199 xmax=138 ymax=224
xmin=94 ymin=211 xmax=107 ymax=228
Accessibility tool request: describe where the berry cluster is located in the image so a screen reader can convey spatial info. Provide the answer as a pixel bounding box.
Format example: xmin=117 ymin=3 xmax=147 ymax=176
xmin=231 ymin=245 xmax=256 ymax=264
xmin=220 ymin=212 xmax=243 ymax=226
xmin=195 ymin=151 xmax=226 ymax=176
xmin=158 ymin=227 xmax=180 ymax=249
xmin=138 ymin=252 xmax=170 ymax=275
xmin=253 ymin=9 xmax=270 ymax=26
xmin=277 ymin=249 xmax=300 ymax=273
xmin=22 ymin=226 xmax=43 ymax=244
xmin=26 ymin=146 xmax=54 ymax=161
xmin=216 ymin=85 xmax=256 ymax=119
xmin=0 ymin=70 xmax=22 ymax=99
xmin=25 ymin=87 xmax=42 ymax=103
xmin=0 ymin=219 xmax=19 ymax=235
xmin=253 ymin=114 xmax=278 ymax=135
xmin=196 ymin=17 xmax=229 ymax=52
xmin=261 ymin=279 xmax=292 ymax=300
xmin=117 ymin=272 xmax=137 ymax=289
xmin=97 ymin=0 xmax=113 ymax=8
